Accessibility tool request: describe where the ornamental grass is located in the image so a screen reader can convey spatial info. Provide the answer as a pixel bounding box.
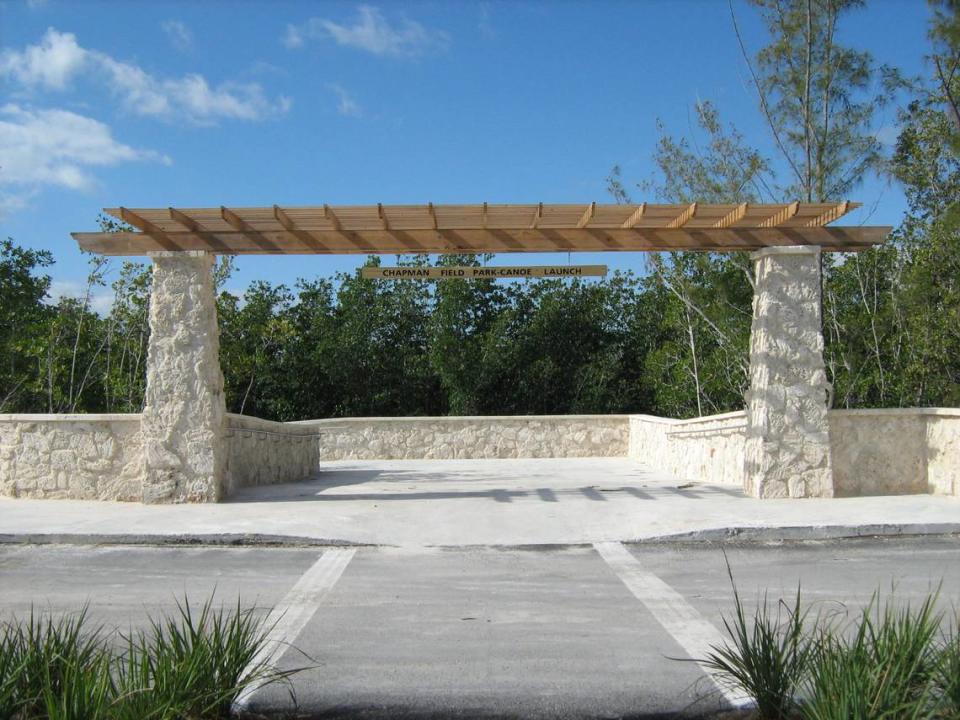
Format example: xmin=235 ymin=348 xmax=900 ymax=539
xmin=0 ymin=596 xmax=302 ymax=720
xmin=705 ymin=567 xmax=960 ymax=720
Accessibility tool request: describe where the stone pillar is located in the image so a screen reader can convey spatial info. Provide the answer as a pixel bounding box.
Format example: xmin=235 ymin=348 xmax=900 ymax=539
xmin=141 ymin=251 xmax=226 ymax=503
xmin=743 ymin=246 xmax=833 ymax=498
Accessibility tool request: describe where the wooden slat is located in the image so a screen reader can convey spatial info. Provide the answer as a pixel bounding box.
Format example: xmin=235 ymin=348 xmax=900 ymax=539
xmin=71 ymin=226 xmax=891 ymax=256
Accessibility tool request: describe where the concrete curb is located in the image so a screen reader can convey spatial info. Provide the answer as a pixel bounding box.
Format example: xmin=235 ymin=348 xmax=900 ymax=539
xmin=0 ymin=533 xmax=375 ymax=547
xmin=0 ymin=524 xmax=957 ymax=548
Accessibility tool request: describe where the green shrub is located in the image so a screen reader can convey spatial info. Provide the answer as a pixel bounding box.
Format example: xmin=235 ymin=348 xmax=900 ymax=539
xmin=702 ymin=562 xmax=812 ymax=720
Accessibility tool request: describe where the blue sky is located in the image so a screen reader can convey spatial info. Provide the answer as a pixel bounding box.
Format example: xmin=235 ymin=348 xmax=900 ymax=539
xmin=0 ymin=0 xmax=932 ymax=307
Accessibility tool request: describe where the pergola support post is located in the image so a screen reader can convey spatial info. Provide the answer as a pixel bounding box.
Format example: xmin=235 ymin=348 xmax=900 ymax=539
xmin=743 ymin=246 xmax=834 ymax=498
xmin=141 ymin=251 xmax=226 ymax=503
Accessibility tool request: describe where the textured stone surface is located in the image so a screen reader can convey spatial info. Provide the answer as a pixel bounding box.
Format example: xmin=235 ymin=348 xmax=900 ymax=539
xmin=830 ymin=411 xmax=926 ymax=496
xmin=141 ymin=252 xmax=226 ymax=503
xmin=628 ymin=413 xmax=746 ymax=486
xmin=744 ymin=247 xmax=833 ymax=499
xmin=926 ymin=413 xmax=960 ymax=496
xmin=308 ymin=416 xmax=629 ymax=460
xmin=0 ymin=415 xmax=142 ymax=500
xmin=223 ymin=414 xmax=319 ymax=495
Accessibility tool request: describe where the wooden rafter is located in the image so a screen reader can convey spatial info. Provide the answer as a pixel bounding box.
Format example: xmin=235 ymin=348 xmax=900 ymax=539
xmin=428 ymin=202 xmax=438 ymax=230
xmin=530 ymin=202 xmax=543 ymax=229
xmin=621 ymin=203 xmax=646 ymax=229
xmin=804 ymin=200 xmax=850 ymax=227
xmin=666 ymin=202 xmax=697 ymax=229
xmin=713 ymin=203 xmax=748 ymax=228
xmin=759 ymin=201 xmax=799 ymax=228
xmin=273 ymin=205 xmax=328 ymax=252
xmin=221 ymin=207 xmax=280 ymax=252
xmin=577 ymin=202 xmax=596 ymax=229
xmin=117 ymin=207 xmax=182 ymax=251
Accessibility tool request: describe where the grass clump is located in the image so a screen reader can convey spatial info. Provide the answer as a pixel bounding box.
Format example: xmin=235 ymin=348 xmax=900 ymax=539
xmin=0 ymin=595 xmax=301 ymax=720
xmin=704 ymin=571 xmax=960 ymax=720
xmin=703 ymin=564 xmax=811 ymax=720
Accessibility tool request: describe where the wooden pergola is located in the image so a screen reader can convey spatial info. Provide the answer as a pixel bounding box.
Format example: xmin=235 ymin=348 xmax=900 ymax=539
xmin=72 ymin=201 xmax=888 ymax=255
xmin=72 ymin=199 xmax=889 ymax=504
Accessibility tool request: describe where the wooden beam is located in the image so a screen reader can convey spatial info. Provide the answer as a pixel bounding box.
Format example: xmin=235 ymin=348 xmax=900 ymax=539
xmin=576 ymin=202 xmax=596 ymax=229
xmin=804 ymin=200 xmax=850 ymax=227
xmin=621 ymin=203 xmax=646 ymax=229
xmin=666 ymin=202 xmax=697 ymax=229
xmin=71 ymin=226 xmax=892 ymax=256
xmin=759 ymin=201 xmax=799 ymax=228
xmin=428 ymin=202 xmax=438 ymax=230
xmin=273 ymin=205 xmax=329 ymax=252
xmin=117 ymin=207 xmax=182 ymax=251
xmin=713 ymin=202 xmax=748 ymax=228
xmin=481 ymin=202 xmax=488 ymax=229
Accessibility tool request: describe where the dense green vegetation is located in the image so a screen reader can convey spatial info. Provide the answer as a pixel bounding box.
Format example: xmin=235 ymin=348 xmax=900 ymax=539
xmin=2 ymin=0 xmax=959 ymax=420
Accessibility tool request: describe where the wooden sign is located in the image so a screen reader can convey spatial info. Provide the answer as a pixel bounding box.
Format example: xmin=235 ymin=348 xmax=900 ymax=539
xmin=361 ymin=265 xmax=608 ymax=280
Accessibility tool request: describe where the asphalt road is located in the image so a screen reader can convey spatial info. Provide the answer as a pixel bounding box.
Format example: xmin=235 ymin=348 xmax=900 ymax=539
xmin=1 ymin=537 xmax=958 ymax=719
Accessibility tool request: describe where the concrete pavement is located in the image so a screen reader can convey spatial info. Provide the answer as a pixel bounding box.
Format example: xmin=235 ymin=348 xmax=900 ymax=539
xmin=1 ymin=458 xmax=958 ymax=547
xmin=1 ymin=539 xmax=958 ymax=718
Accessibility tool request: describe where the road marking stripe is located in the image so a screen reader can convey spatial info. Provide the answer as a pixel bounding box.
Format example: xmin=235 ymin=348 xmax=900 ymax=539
xmin=234 ymin=547 xmax=357 ymax=708
xmin=593 ymin=541 xmax=752 ymax=708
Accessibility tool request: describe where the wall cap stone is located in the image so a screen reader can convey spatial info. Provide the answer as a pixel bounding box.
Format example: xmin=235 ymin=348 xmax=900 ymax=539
xmin=829 ymin=407 xmax=960 ymax=418
xmin=294 ymin=414 xmax=631 ymax=425
xmin=0 ymin=413 xmax=142 ymax=423
xmin=750 ymin=245 xmax=822 ymax=260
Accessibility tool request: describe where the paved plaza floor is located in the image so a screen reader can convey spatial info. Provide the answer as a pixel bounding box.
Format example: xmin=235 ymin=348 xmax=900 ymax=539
xmin=0 ymin=458 xmax=957 ymax=547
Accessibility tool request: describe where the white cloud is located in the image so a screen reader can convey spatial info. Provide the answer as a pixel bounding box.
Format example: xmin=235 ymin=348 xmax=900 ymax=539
xmin=161 ymin=20 xmax=193 ymax=52
xmin=1 ymin=28 xmax=291 ymax=124
xmin=0 ymin=27 xmax=87 ymax=89
xmin=329 ymin=83 xmax=361 ymax=117
xmin=285 ymin=5 xmax=449 ymax=57
xmin=282 ymin=24 xmax=304 ymax=49
xmin=47 ymin=280 xmax=115 ymax=316
xmin=26 ymin=0 xmax=50 ymax=10
xmin=0 ymin=104 xmax=170 ymax=212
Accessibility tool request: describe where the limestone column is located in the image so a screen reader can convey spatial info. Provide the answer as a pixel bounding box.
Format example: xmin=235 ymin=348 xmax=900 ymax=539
xmin=141 ymin=251 xmax=226 ymax=503
xmin=743 ymin=246 xmax=833 ymax=498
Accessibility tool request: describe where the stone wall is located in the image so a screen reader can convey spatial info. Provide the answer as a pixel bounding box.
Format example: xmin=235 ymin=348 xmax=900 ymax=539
xmin=628 ymin=412 xmax=747 ymax=486
xmin=629 ymin=408 xmax=959 ymax=497
xmin=0 ymin=414 xmax=143 ymax=500
xmin=306 ymin=415 xmax=630 ymax=460
xmin=223 ymin=414 xmax=320 ymax=494
xmin=830 ymin=408 xmax=960 ymax=497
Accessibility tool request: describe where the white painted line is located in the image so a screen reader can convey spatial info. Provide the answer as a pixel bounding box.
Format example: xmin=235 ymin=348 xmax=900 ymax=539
xmin=593 ymin=541 xmax=752 ymax=709
xmin=234 ymin=547 xmax=357 ymax=709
